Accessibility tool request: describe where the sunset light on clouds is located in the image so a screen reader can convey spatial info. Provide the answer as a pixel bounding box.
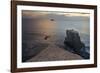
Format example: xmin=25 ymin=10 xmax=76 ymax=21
xmin=22 ymin=10 xmax=90 ymax=18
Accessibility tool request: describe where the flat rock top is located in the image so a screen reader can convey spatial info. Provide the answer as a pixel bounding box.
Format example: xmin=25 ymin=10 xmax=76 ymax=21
xmin=27 ymin=44 xmax=83 ymax=62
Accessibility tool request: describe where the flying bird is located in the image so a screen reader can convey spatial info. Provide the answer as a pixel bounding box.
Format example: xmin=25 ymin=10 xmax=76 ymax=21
xmin=50 ymin=19 xmax=54 ymax=21
xmin=44 ymin=35 xmax=50 ymax=40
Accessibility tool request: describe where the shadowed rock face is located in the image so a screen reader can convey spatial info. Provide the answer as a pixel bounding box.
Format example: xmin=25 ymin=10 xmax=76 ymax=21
xmin=64 ymin=29 xmax=90 ymax=59
xmin=64 ymin=29 xmax=85 ymax=54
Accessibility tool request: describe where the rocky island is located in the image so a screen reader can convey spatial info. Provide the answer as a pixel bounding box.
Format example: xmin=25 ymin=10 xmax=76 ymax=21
xmin=64 ymin=29 xmax=89 ymax=59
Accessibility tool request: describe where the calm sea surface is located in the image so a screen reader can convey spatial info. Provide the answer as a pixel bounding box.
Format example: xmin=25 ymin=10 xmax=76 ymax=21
xmin=22 ymin=15 xmax=90 ymax=54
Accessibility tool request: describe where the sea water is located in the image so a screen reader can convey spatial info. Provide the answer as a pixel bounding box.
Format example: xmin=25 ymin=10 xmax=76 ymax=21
xmin=22 ymin=13 xmax=90 ymax=60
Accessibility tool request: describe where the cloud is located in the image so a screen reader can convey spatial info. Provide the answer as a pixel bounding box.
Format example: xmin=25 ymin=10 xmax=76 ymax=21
xmin=64 ymin=13 xmax=90 ymax=17
xmin=50 ymin=12 xmax=90 ymax=17
xmin=22 ymin=10 xmax=90 ymax=18
xmin=22 ymin=10 xmax=48 ymax=18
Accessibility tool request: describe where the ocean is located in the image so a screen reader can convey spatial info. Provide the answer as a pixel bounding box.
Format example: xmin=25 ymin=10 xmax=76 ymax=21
xmin=22 ymin=13 xmax=90 ymax=61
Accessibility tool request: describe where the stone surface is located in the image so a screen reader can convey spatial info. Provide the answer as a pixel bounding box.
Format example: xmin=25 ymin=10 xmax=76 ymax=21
xmin=27 ymin=44 xmax=83 ymax=62
xmin=64 ymin=29 xmax=85 ymax=53
xmin=64 ymin=29 xmax=90 ymax=59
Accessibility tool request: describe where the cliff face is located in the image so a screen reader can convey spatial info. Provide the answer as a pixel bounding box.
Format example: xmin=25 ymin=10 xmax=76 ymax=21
xmin=64 ymin=29 xmax=85 ymax=53
xmin=64 ymin=29 xmax=89 ymax=59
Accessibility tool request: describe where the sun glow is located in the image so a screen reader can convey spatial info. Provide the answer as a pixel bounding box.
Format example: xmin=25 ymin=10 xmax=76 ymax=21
xmin=22 ymin=10 xmax=90 ymax=18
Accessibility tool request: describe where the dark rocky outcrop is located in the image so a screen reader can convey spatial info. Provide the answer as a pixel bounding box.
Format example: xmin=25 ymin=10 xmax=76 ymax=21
xmin=64 ymin=29 xmax=89 ymax=59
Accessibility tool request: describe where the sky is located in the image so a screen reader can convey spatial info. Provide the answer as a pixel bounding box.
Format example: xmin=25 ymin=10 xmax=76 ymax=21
xmin=22 ymin=10 xmax=90 ymax=36
xmin=22 ymin=10 xmax=90 ymax=18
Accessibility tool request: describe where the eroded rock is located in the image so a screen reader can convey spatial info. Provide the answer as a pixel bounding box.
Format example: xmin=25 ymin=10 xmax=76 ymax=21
xmin=64 ymin=29 xmax=90 ymax=59
xmin=64 ymin=29 xmax=85 ymax=54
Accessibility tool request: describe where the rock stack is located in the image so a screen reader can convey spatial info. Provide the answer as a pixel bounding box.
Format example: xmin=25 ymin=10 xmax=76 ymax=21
xmin=63 ymin=29 xmax=90 ymax=59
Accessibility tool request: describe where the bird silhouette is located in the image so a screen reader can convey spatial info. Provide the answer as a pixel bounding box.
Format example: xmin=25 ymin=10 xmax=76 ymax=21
xmin=50 ymin=19 xmax=54 ymax=21
xmin=44 ymin=35 xmax=50 ymax=40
